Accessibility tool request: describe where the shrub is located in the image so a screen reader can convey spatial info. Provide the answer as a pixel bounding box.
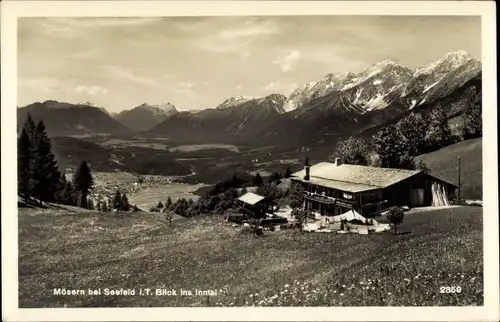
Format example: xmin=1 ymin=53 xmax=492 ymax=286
xmin=387 ymin=206 xmax=405 ymax=235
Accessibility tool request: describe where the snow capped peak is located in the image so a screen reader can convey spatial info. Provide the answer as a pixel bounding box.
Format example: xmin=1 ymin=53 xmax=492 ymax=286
xmin=134 ymin=102 xmax=177 ymax=116
xmin=155 ymin=102 xmax=176 ymax=111
xmin=374 ymin=60 xmax=401 ymax=68
xmin=139 ymin=102 xmax=176 ymax=110
xmin=216 ymin=95 xmax=254 ymax=109
xmin=79 ymin=101 xmax=97 ymax=107
xmin=415 ymin=50 xmax=476 ymax=77
xmin=445 ymin=50 xmax=472 ymax=61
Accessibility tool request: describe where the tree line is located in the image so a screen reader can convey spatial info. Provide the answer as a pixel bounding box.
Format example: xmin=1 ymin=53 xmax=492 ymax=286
xmin=333 ymin=93 xmax=482 ymax=170
xmin=18 ymin=114 xmax=94 ymax=207
xmin=17 ymin=114 xmax=133 ymax=212
xmin=206 ymin=167 xmax=293 ymax=198
xmin=151 ymin=167 xmax=293 ymax=218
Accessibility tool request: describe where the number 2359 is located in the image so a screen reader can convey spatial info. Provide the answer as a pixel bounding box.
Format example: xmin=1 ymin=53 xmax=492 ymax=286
xmin=440 ymin=286 xmax=462 ymax=294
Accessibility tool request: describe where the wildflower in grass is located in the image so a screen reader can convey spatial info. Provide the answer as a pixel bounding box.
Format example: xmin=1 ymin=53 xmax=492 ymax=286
xmin=340 ymin=293 xmax=344 ymax=296
xmin=284 ymin=284 xmax=289 ymax=288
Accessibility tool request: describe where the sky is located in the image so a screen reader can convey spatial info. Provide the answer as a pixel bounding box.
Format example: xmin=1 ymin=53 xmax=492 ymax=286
xmin=18 ymin=16 xmax=481 ymax=112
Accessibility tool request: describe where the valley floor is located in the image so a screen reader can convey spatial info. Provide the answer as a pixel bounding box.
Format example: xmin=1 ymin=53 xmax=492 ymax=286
xmin=18 ymin=205 xmax=483 ymax=307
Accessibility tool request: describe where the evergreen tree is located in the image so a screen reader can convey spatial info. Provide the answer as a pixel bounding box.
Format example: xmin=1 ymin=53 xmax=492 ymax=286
xmin=157 ymin=201 xmax=164 ymax=209
xmin=284 ymin=166 xmax=293 ymax=178
xmin=113 ymin=190 xmax=123 ymax=211
xmin=165 ymin=196 xmax=173 ymax=209
xmin=61 ymin=180 xmax=77 ymax=206
xmin=288 ymin=183 xmax=304 ymax=210
xmin=17 ymin=128 xmax=33 ymax=202
xmin=23 ymin=114 xmax=37 ymax=140
xmin=269 ymin=171 xmax=282 ymax=183
xmin=107 ymin=198 xmax=113 ymax=212
xmin=121 ymin=193 xmax=130 ymax=211
xmin=252 ymin=172 xmax=263 ymax=186
xmin=101 ymin=200 xmax=108 ymax=212
xmin=31 ymin=121 xmax=62 ymax=205
xmin=73 ymin=160 xmax=94 ymax=209
xmin=462 ymin=89 xmax=482 ymax=139
xmin=87 ymin=198 xmax=95 ymax=210
xmin=231 ymin=174 xmax=241 ymax=187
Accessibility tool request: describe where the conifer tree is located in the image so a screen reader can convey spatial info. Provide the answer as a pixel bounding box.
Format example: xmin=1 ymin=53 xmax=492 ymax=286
xmin=269 ymin=171 xmax=282 ymax=183
xmin=252 ymin=172 xmax=263 ymax=186
xmin=462 ymin=89 xmax=482 ymax=139
xmin=121 ymin=193 xmax=130 ymax=211
xmin=18 ymin=128 xmax=33 ymax=202
xmin=284 ymin=166 xmax=293 ymax=178
xmin=61 ymin=180 xmax=77 ymax=206
xmin=31 ymin=121 xmax=62 ymax=205
xmin=24 ymin=114 xmax=37 ymax=140
xmin=165 ymin=196 xmax=173 ymax=209
xmin=101 ymin=200 xmax=109 ymax=212
xmin=73 ymin=160 xmax=94 ymax=209
xmin=113 ymin=190 xmax=123 ymax=211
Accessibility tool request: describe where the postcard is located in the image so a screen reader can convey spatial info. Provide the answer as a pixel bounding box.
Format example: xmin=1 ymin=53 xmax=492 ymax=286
xmin=1 ymin=1 xmax=498 ymax=321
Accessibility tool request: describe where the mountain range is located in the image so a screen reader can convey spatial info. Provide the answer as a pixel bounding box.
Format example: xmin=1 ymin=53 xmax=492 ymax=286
xmin=17 ymin=100 xmax=130 ymax=137
xmin=114 ymin=102 xmax=178 ymax=131
xmin=17 ymin=50 xmax=481 ymax=147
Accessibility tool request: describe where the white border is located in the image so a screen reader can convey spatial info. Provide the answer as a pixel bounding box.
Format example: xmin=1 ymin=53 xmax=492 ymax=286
xmin=1 ymin=1 xmax=498 ymax=321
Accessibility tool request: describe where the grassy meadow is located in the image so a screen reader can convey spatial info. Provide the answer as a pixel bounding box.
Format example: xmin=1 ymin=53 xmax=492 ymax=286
xmin=19 ymin=205 xmax=482 ymax=307
xmin=416 ymin=138 xmax=482 ymax=199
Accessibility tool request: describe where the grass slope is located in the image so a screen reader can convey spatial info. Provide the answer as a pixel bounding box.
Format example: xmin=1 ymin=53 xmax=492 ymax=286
xmin=19 ymin=206 xmax=482 ymax=307
xmin=416 ymin=138 xmax=482 ymax=199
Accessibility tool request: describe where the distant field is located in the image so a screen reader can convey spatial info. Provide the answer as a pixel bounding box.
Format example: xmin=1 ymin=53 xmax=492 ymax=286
xmin=19 ymin=206 xmax=482 ymax=307
xmin=101 ymin=139 xmax=167 ymax=150
xmin=168 ymin=144 xmax=240 ymax=153
xmin=128 ymin=183 xmax=205 ymax=210
xmin=416 ymin=138 xmax=482 ymax=199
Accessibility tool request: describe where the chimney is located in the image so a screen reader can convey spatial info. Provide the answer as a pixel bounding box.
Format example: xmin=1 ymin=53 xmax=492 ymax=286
xmin=304 ymin=157 xmax=310 ymax=180
xmin=335 ymin=158 xmax=342 ymax=166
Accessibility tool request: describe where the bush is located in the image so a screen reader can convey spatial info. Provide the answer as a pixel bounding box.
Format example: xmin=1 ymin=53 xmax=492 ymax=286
xmin=387 ymin=206 xmax=405 ymax=235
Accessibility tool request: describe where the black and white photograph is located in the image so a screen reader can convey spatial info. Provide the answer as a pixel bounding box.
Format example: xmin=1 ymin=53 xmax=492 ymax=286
xmin=2 ymin=1 xmax=498 ymax=321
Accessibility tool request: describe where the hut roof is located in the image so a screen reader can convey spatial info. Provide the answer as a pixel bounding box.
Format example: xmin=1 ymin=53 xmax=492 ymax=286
xmin=292 ymin=162 xmax=456 ymax=191
xmin=238 ymin=192 xmax=266 ymax=206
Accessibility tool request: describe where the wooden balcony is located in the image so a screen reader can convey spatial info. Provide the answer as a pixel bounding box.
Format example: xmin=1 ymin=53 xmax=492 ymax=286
xmin=304 ymin=192 xmax=354 ymax=208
